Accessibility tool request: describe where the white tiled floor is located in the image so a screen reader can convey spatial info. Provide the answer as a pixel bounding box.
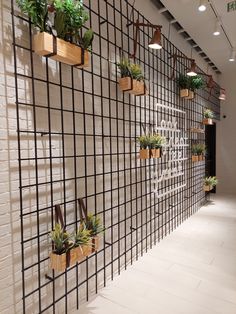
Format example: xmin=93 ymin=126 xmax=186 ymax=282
xmin=78 ymin=194 xmax=236 ymax=314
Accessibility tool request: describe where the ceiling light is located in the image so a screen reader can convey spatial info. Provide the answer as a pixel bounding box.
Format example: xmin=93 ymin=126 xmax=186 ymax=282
xmin=213 ymin=19 xmax=221 ymax=36
xmin=198 ymin=0 xmax=207 ymax=12
xmin=187 ymin=60 xmax=197 ymax=76
xmin=229 ymin=49 xmax=235 ymax=62
xmin=219 ymin=89 xmax=226 ymax=101
xmin=148 ymin=28 xmax=162 ymax=50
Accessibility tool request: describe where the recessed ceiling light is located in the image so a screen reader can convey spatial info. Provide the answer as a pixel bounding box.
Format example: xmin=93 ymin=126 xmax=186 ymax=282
xmin=198 ymin=0 xmax=207 ymax=12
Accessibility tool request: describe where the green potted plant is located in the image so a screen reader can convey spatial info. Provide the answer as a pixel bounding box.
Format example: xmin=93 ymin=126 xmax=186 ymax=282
xmin=16 ymin=0 xmax=94 ymax=67
xmin=197 ymin=143 xmax=206 ymax=161
xmin=117 ymin=58 xmax=147 ymax=96
xmin=188 ymin=75 xmax=205 ymax=99
xmin=176 ymin=74 xmax=190 ymax=98
xmin=150 ymin=133 xmax=166 ymax=158
xmin=137 ymin=135 xmax=150 ymax=159
xmin=191 ymin=144 xmax=199 ymax=162
xmin=84 ymin=213 xmax=105 ymax=252
xmin=49 ymin=223 xmax=75 ymax=271
xmin=204 ymin=176 xmax=218 ymax=192
xmin=203 ymin=109 xmax=214 ymax=125
xmin=74 ymin=224 xmax=91 ymax=259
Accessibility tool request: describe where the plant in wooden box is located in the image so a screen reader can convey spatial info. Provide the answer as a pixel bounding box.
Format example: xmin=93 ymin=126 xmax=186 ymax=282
xmin=16 ymin=0 xmax=94 ymax=67
xmin=150 ymin=133 xmax=166 ymax=158
xmin=137 ymin=135 xmax=150 ymax=159
xmin=203 ymin=109 xmax=214 ymax=125
xmin=176 ymin=74 xmax=191 ymax=98
xmin=74 ymin=224 xmax=91 ymax=259
xmin=197 ymin=143 xmax=206 ymax=161
xmin=204 ymin=176 xmax=218 ymax=192
xmin=49 ymin=223 xmax=75 ymax=271
xmin=187 ymin=75 xmax=205 ymax=99
xmin=191 ymin=144 xmax=199 ymax=162
xmin=84 ymin=213 xmax=105 ymax=254
xmin=117 ymin=58 xmax=147 ymax=96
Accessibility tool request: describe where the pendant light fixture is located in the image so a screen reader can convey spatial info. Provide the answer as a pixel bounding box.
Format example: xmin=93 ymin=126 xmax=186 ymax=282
xmin=213 ymin=19 xmax=221 ymax=36
xmin=219 ymin=88 xmax=226 ymax=101
xmin=229 ymin=48 xmax=235 ymax=62
xmin=148 ymin=28 xmax=162 ymax=50
xmin=198 ymin=0 xmax=207 ymax=12
xmin=187 ymin=60 xmax=197 ymax=76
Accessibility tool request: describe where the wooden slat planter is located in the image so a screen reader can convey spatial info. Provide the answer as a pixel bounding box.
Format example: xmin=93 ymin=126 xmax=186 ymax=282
xmin=180 ymin=89 xmax=189 ymax=98
xmin=185 ymin=91 xmax=195 ymax=99
xmin=139 ymin=149 xmax=150 ymax=160
xmin=198 ymin=155 xmax=205 ymax=161
xmin=204 ymin=185 xmax=213 ymax=192
xmin=33 ymin=32 xmax=89 ymax=68
xmin=50 ymin=248 xmax=77 ymax=272
xmin=192 ymin=155 xmax=199 ymax=162
xmin=203 ymin=118 xmax=213 ymax=125
xmin=82 ymin=236 xmax=100 ymax=257
xmin=119 ymin=77 xmax=147 ymax=96
xmin=150 ymin=148 xmax=161 ymax=159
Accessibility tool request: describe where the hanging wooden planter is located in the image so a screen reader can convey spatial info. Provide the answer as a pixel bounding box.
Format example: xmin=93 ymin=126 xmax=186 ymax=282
xmin=203 ymin=118 xmax=213 ymax=125
xmin=185 ymin=90 xmax=195 ymax=99
xmin=180 ymin=89 xmax=189 ymax=98
xmin=50 ymin=248 xmax=77 ymax=272
xmin=139 ymin=149 xmax=150 ymax=159
xmin=204 ymin=185 xmax=213 ymax=192
xmin=82 ymin=236 xmax=100 ymax=257
xmin=151 ymin=148 xmax=161 ymax=159
xmin=198 ymin=155 xmax=205 ymax=161
xmin=119 ymin=77 xmax=147 ymax=96
xmin=33 ymin=32 xmax=89 ymax=68
xmin=74 ymin=246 xmax=86 ymax=261
xmin=192 ymin=155 xmax=199 ymax=162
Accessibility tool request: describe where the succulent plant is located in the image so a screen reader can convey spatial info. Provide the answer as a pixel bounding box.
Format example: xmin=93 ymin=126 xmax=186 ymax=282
xmin=74 ymin=224 xmax=91 ymax=247
xmin=203 ymin=109 xmax=214 ymax=119
xmin=204 ymin=176 xmax=218 ymax=187
xmin=49 ymin=223 xmax=71 ymax=255
xmin=117 ymin=58 xmax=145 ymax=81
xmin=149 ymin=134 xmax=166 ymax=149
xmin=137 ymin=135 xmax=150 ymax=149
xmin=85 ymin=213 xmax=105 ymax=237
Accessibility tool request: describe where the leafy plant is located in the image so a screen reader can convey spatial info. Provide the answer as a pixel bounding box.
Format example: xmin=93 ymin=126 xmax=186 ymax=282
xmin=176 ymin=74 xmax=190 ymax=89
xmin=117 ymin=58 xmax=145 ymax=81
xmin=203 ymin=109 xmax=214 ymax=119
xmin=192 ymin=143 xmax=206 ymax=155
xmin=79 ymin=29 xmax=94 ymax=51
xmin=137 ymin=135 xmax=150 ymax=149
xmin=49 ymin=223 xmax=71 ymax=255
xmin=74 ymin=224 xmax=91 ymax=247
xmin=16 ymin=0 xmax=49 ymax=32
xmin=204 ymin=176 xmax=218 ymax=187
xmin=150 ymin=134 xmax=166 ymax=149
xmin=189 ymin=75 xmax=205 ymax=91
xmin=85 ymin=213 xmax=105 ymax=237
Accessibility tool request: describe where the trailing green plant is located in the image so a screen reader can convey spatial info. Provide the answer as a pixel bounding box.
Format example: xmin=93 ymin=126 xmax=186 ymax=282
xmin=49 ymin=223 xmax=71 ymax=255
xmin=189 ymin=75 xmax=205 ymax=91
xmin=117 ymin=58 xmax=145 ymax=81
xmin=137 ymin=135 xmax=150 ymax=149
xmin=74 ymin=224 xmax=91 ymax=248
xmin=150 ymin=134 xmax=166 ymax=149
xmin=176 ymin=74 xmax=190 ymax=89
xmin=203 ymin=109 xmax=214 ymax=119
xmin=204 ymin=176 xmax=218 ymax=187
xmin=85 ymin=213 xmax=105 ymax=237
xmin=16 ymin=0 xmax=49 ymax=32
xmin=16 ymin=0 xmax=94 ymax=49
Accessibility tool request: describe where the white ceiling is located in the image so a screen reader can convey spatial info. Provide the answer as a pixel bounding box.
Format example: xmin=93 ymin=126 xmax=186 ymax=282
xmin=161 ymin=0 xmax=236 ymax=75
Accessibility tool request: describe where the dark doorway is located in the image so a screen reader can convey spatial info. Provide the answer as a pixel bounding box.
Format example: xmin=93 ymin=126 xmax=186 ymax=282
xmin=205 ymin=123 xmax=216 ymax=193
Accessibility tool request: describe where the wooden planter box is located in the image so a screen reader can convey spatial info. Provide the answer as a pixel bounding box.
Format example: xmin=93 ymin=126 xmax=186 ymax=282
xmin=204 ymin=185 xmax=213 ymax=192
xmin=203 ymin=118 xmax=213 ymax=125
xmin=50 ymin=248 xmax=77 ymax=272
xmin=139 ymin=149 xmax=150 ymax=160
xmin=33 ymin=32 xmax=89 ymax=68
xmin=180 ymin=89 xmax=189 ymax=98
xmin=119 ymin=77 xmax=147 ymax=96
xmin=186 ymin=91 xmax=195 ymax=99
xmin=82 ymin=236 xmax=100 ymax=257
xmin=151 ymin=148 xmax=161 ymax=159
xmin=192 ymin=155 xmax=199 ymax=162
xmin=198 ymin=155 xmax=205 ymax=161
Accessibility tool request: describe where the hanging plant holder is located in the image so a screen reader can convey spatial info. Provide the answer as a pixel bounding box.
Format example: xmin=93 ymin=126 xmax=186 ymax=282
xmin=198 ymin=155 xmax=205 ymax=161
xmin=139 ymin=148 xmax=150 ymax=159
xmin=203 ymin=118 xmax=213 ymax=125
xmin=185 ymin=90 xmax=195 ymax=99
xmin=192 ymin=155 xmax=199 ymax=162
xmin=204 ymin=185 xmax=212 ymax=192
xmin=119 ymin=77 xmax=147 ymax=96
xmin=180 ymin=89 xmax=189 ymax=98
xmin=50 ymin=248 xmax=78 ymax=272
xmin=33 ymin=32 xmax=90 ymax=68
xmin=151 ymin=148 xmax=161 ymax=159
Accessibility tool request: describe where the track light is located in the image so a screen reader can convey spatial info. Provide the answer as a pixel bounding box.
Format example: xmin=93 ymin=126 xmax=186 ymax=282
xmin=229 ymin=49 xmax=235 ymax=62
xmin=148 ymin=28 xmax=162 ymax=50
xmin=213 ymin=19 xmax=221 ymax=36
xmin=187 ymin=60 xmax=197 ymax=76
xmin=198 ymin=0 xmax=207 ymax=12
xmin=219 ymin=89 xmax=226 ymax=101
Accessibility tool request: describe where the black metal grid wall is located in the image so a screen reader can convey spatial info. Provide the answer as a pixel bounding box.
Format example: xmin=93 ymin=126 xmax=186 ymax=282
xmin=11 ymin=0 xmax=220 ymax=313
